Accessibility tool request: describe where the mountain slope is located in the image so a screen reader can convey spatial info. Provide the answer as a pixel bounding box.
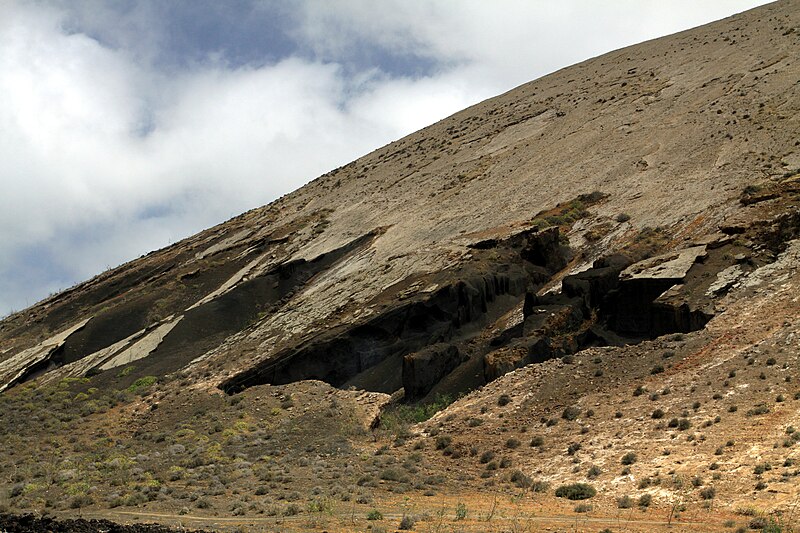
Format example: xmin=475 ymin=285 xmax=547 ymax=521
xmin=1 ymin=1 xmax=799 ymax=530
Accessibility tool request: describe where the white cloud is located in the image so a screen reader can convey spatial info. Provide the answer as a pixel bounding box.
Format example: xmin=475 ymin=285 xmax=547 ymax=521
xmin=296 ymin=0 xmax=772 ymax=89
xmin=0 ymin=0 xmax=772 ymax=315
xmin=0 ymin=1 xmax=460 ymax=314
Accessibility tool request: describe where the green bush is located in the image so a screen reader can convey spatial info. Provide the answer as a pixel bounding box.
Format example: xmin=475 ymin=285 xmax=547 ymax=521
xmin=455 ymin=502 xmax=467 ymax=520
xmin=367 ymin=509 xmax=383 ymax=520
xmin=116 ymin=365 xmax=135 ymax=378
xmin=555 ymin=483 xmax=596 ymax=500
xmin=69 ymin=494 xmax=93 ymax=509
xmin=284 ymin=504 xmax=301 ymax=516
xmin=379 ymin=394 xmax=455 ymax=431
xmin=127 ymin=376 xmax=157 ymax=394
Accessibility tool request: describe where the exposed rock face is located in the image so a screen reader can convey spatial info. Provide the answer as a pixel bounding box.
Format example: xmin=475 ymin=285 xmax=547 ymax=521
xmin=220 ymin=269 xmax=530 ymax=394
xmin=0 ymin=318 xmax=90 ymax=392
xmin=479 ymin=244 xmax=732 ymax=384
xmin=219 ymin=226 xmax=570 ymax=395
xmin=403 ymin=343 xmax=462 ymax=399
xmin=651 ymin=285 xmax=714 ymax=336
xmin=483 ymin=336 xmax=559 ymax=382
xmin=483 ymin=345 xmax=528 ymax=382
xmin=608 ymin=247 xmax=708 ymax=335
xmin=706 ymin=265 xmax=745 ymax=296
xmin=40 ymin=316 xmax=182 ymax=385
xmin=4 ymin=0 xmax=798 ymax=399
xmin=560 ymin=254 xmax=632 ymax=315
xmin=522 ymin=297 xmax=584 ymax=338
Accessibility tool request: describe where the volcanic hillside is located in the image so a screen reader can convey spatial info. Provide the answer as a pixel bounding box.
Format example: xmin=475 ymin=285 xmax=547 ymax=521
xmin=1 ymin=2 xmax=799 ymax=531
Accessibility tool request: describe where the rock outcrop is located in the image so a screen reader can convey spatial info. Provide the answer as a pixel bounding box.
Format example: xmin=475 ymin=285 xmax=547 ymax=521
xmin=403 ymin=343 xmax=462 ymax=399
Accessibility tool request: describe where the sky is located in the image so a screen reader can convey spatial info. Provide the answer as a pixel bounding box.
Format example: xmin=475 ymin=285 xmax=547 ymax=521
xmin=0 ymin=0 xmax=772 ymax=317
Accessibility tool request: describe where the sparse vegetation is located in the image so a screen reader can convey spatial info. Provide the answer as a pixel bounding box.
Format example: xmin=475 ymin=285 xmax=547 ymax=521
xmin=638 ymin=494 xmax=652 ymax=508
xmin=567 ymin=442 xmax=582 ymax=455
xmin=667 ymin=417 xmax=692 ymax=430
xmin=510 ymin=469 xmax=532 ymax=489
xmin=127 ymin=376 xmax=157 ymax=394
xmin=617 ymin=495 xmax=634 ymax=508
xmin=555 ymin=483 xmax=596 ymax=500
xmin=435 ymin=435 xmax=452 ymax=450
xmin=699 ymin=486 xmax=716 ymax=500
xmin=480 ymin=450 xmax=495 ymax=464
xmin=621 ymin=452 xmax=637 ymax=465
xmin=754 ymin=463 xmax=771 ymax=475
xmin=380 ymin=394 xmax=456 ymax=431
xmin=455 ymin=502 xmax=467 ymax=520
xmin=746 ymin=403 xmax=770 ymax=417
xmin=399 ymin=515 xmax=416 ymax=530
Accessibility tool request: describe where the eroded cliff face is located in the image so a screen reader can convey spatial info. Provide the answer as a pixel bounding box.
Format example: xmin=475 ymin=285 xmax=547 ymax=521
xmin=0 ymin=2 xmax=799 ymax=526
xmin=2 ymin=0 xmax=799 ymax=399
